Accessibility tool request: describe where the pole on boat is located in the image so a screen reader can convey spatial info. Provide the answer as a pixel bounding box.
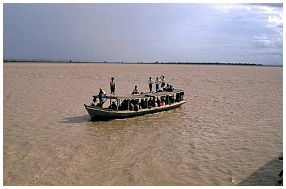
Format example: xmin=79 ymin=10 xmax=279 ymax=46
xmin=116 ymin=99 xmax=119 ymax=111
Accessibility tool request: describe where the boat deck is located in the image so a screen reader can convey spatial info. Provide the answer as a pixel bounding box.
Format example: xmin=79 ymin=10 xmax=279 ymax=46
xmin=94 ymin=89 xmax=184 ymax=100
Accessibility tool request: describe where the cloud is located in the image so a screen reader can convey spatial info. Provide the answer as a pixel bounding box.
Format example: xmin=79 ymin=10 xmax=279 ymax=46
xmin=268 ymin=15 xmax=283 ymax=26
xmin=4 ymin=4 xmax=283 ymax=65
xmin=214 ymin=4 xmax=283 ymax=34
xmin=214 ymin=4 xmax=249 ymax=13
xmin=253 ymin=36 xmax=282 ymax=48
xmin=249 ymin=3 xmax=283 ymax=8
xmin=267 ymin=14 xmax=283 ymax=34
xmin=212 ymin=3 xmax=283 ymax=64
xmin=252 ymin=35 xmax=282 ymax=60
xmin=253 ymin=38 xmax=273 ymax=48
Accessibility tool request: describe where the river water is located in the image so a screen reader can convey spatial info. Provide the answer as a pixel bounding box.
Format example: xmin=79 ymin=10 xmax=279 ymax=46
xmin=3 ymin=63 xmax=283 ymax=185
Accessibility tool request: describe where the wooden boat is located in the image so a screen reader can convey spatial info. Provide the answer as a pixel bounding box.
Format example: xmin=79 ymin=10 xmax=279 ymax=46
xmin=84 ymin=89 xmax=186 ymax=121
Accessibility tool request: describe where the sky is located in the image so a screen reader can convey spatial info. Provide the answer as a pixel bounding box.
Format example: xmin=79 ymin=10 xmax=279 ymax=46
xmin=3 ymin=3 xmax=283 ymax=65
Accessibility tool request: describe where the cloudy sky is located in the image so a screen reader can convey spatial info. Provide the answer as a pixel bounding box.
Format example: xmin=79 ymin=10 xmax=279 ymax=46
xmin=3 ymin=3 xmax=283 ymax=65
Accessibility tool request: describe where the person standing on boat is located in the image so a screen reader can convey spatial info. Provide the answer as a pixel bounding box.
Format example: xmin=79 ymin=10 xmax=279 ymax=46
xmin=110 ymin=77 xmax=115 ymax=95
xmin=148 ymin=77 xmax=154 ymax=93
xmin=98 ymin=88 xmax=106 ymax=107
xmin=160 ymin=75 xmax=166 ymax=88
xmin=155 ymin=77 xmax=161 ymax=92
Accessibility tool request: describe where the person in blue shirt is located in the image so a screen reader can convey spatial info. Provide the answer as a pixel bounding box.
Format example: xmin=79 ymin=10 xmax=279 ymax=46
xmin=98 ymin=88 xmax=106 ymax=107
xmin=155 ymin=77 xmax=161 ymax=92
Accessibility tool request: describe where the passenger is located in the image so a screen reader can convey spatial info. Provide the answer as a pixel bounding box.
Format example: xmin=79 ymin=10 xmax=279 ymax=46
xmin=176 ymin=93 xmax=181 ymax=102
xmin=161 ymin=96 xmax=166 ymax=106
xmin=119 ymin=99 xmax=128 ymax=110
xmin=139 ymin=99 xmax=145 ymax=109
xmin=142 ymin=99 xmax=148 ymax=109
xmin=130 ymin=99 xmax=135 ymax=107
xmin=135 ymin=99 xmax=140 ymax=107
xmin=165 ymin=95 xmax=169 ymax=105
xmin=163 ymin=84 xmax=169 ymax=91
xmin=132 ymin=85 xmax=139 ymax=95
xmin=129 ymin=103 xmax=134 ymax=111
xmin=109 ymin=101 xmax=117 ymax=110
xmin=170 ymin=96 xmax=175 ymax=103
xmin=139 ymin=99 xmax=144 ymax=109
xmin=144 ymin=99 xmax=148 ymax=108
xmin=152 ymin=97 xmax=156 ymax=107
xmin=148 ymin=98 xmax=152 ymax=107
xmin=110 ymin=77 xmax=115 ymax=95
xmin=148 ymin=97 xmax=155 ymax=107
xmin=90 ymin=98 xmax=97 ymax=107
xmin=156 ymin=97 xmax=161 ymax=107
xmin=92 ymin=96 xmax=97 ymax=103
xmin=165 ymin=84 xmax=174 ymax=92
xmin=132 ymin=99 xmax=139 ymax=109
xmin=176 ymin=93 xmax=180 ymax=102
xmin=155 ymin=77 xmax=161 ymax=92
xmin=160 ymin=75 xmax=166 ymax=88
xmin=148 ymin=77 xmax=154 ymax=93
xmin=180 ymin=92 xmax=184 ymax=100
xmin=134 ymin=100 xmax=139 ymax=111
xmin=134 ymin=104 xmax=139 ymax=111
xmin=98 ymin=88 xmax=106 ymax=107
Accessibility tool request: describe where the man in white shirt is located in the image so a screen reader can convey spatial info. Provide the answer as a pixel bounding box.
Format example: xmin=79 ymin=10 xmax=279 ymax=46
xmin=148 ymin=77 xmax=154 ymax=93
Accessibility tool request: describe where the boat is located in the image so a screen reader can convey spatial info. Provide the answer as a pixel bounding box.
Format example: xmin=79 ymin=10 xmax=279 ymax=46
xmin=84 ymin=89 xmax=186 ymax=121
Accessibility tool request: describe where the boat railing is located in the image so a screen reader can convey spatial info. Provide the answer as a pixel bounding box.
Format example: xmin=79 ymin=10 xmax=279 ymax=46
xmin=90 ymin=90 xmax=185 ymax=111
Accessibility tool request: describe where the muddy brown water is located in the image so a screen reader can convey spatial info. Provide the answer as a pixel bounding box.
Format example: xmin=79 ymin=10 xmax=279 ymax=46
xmin=3 ymin=63 xmax=282 ymax=185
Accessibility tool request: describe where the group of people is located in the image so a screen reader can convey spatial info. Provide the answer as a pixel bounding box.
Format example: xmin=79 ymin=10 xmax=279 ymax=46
xmin=147 ymin=75 xmax=166 ymax=93
xmin=94 ymin=75 xmax=176 ymax=107
xmin=117 ymin=95 xmax=176 ymax=111
xmin=94 ymin=77 xmax=115 ymax=107
xmin=130 ymin=75 xmax=176 ymax=95
xmin=147 ymin=75 xmax=175 ymax=93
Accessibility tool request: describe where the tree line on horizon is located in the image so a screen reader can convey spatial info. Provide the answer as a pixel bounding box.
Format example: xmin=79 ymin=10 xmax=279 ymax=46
xmin=4 ymin=59 xmax=264 ymax=66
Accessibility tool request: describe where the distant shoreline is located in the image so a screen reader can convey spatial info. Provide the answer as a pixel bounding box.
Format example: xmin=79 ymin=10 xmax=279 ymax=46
xmin=3 ymin=60 xmax=282 ymax=67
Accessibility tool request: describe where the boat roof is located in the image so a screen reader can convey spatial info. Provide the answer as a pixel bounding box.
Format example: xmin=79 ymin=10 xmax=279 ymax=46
xmin=145 ymin=89 xmax=184 ymax=97
xmin=93 ymin=89 xmax=184 ymax=100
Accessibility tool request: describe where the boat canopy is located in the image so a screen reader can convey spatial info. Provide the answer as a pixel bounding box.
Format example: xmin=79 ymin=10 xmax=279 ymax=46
xmin=93 ymin=89 xmax=184 ymax=100
xmin=145 ymin=89 xmax=184 ymax=97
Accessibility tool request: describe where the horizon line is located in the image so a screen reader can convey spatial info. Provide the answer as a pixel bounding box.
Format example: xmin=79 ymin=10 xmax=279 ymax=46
xmin=4 ymin=59 xmax=283 ymax=67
